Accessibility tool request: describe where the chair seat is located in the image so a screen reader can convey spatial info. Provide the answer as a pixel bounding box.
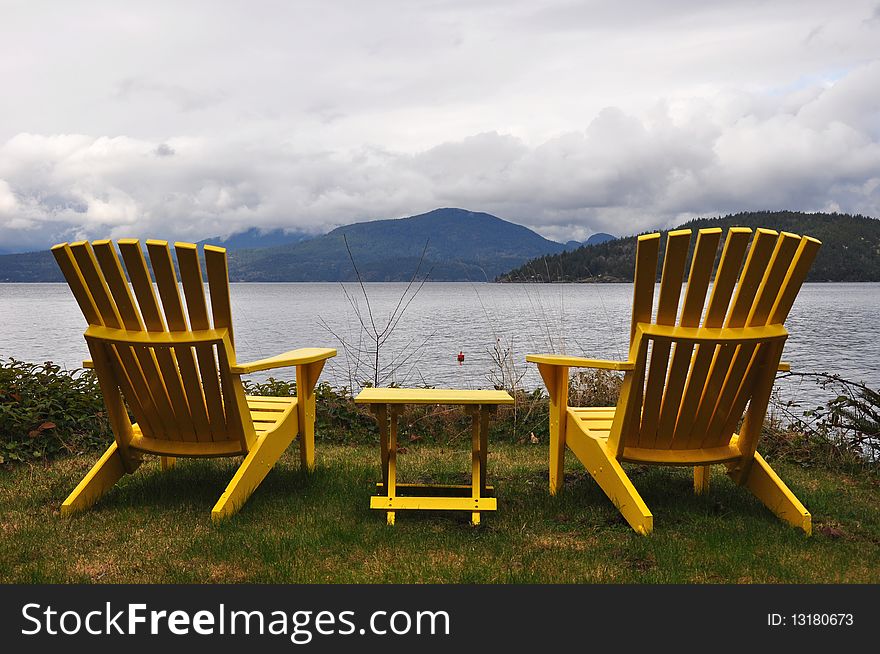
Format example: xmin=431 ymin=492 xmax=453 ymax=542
xmin=567 ymin=406 xmax=742 ymax=465
xmin=245 ymin=395 xmax=298 ymax=436
xmin=126 ymin=395 xmax=298 ymax=457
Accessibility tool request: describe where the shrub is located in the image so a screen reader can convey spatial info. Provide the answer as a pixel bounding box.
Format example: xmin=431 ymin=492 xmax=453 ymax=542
xmin=0 ymin=358 xmax=111 ymax=463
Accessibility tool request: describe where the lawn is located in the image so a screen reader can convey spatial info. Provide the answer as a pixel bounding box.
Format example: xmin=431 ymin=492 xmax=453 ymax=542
xmin=1 ymin=443 xmax=877 ymax=583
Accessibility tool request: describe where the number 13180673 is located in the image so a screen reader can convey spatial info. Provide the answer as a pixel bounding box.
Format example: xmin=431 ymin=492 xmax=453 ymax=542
xmin=768 ymin=613 xmax=854 ymax=627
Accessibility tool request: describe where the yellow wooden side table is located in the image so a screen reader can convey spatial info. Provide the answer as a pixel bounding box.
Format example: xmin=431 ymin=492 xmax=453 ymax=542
xmin=354 ymin=388 xmax=514 ymax=525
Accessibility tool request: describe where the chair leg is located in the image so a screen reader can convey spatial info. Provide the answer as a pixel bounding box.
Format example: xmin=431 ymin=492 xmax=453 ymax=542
xmin=297 ymin=363 xmax=321 ymax=472
xmin=729 ymin=452 xmax=811 ymax=535
xmin=566 ymin=430 xmax=653 ymax=535
xmin=211 ymin=426 xmax=296 ymax=522
xmin=61 ymin=442 xmax=141 ymax=517
xmin=160 ymin=456 xmax=176 ymax=471
xmin=694 ymin=465 xmax=710 ymax=495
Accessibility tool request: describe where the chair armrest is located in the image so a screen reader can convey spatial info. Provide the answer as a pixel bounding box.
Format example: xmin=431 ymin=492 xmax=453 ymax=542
xmin=526 ymin=354 xmax=635 ymax=371
xmin=83 ymin=360 xmax=94 ymax=369
xmin=231 ymin=348 xmax=336 ymax=374
xmin=778 ymin=361 xmax=790 ymax=372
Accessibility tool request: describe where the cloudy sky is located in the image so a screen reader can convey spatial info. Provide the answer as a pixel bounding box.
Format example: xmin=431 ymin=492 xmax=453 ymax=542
xmin=1 ymin=0 xmax=879 ymax=251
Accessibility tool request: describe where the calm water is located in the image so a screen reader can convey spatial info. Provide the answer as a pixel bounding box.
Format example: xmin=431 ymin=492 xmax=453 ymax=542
xmin=1 ymin=282 xmax=878 ymax=409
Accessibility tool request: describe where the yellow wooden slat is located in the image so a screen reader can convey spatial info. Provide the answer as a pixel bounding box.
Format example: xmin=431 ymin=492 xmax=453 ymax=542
xmin=247 ymin=401 xmax=293 ymax=412
xmin=369 ymin=496 xmax=497 ymax=512
xmin=621 ymin=444 xmax=741 ymax=465
xmin=685 ymin=229 xmax=779 ymax=445
xmin=704 ymin=228 xmax=753 ymax=327
xmin=674 ymin=228 xmax=752 ymax=445
xmin=176 ymin=242 xmax=227 ymax=440
xmin=769 ymin=236 xmax=822 ymax=324
xmin=147 ymin=240 xmax=212 ymax=441
xmin=92 ymin=241 xmax=179 ymax=439
xmin=249 ymin=410 xmax=289 ymax=423
xmin=68 ymin=242 xmax=123 ymax=330
xmin=746 ymin=232 xmax=803 ymax=327
xmin=117 ymin=239 xmax=196 ymax=441
xmin=578 ymin=419 xmax=614 ymax=431
xmin=204 ymin=245 xmax=234 ymax=347
xmin=638 ymin=229 xmax=691 ymax=448
xmin=51 ymin=243 xmax=102 ymax=325
xmin=116 ymin=239 xmax=166 ymax=330
xmin=219 ymin=341 xmax=256 ymax=453
xmin=714 ymin=228 xmax=809 ymax=442
xmin=525 ymin=354 xmax=634 ymax=370
xmin=203 ymin=244 xmax=242 ymax=432
xmin=680 ymin=229 xmax=723 ymax=325
xmin=570 ymin=408 xmax=617 ymax=419
xmin=231 ymin=348 xmax=337 ymax=373
xmin=619 ymin=233 xmax=661 ymax=450
xmin=245 ymin=395 xmax=296 ymax=404
xmin=608 ymin=330 xmax=650 ymax=458
xmin=355 ymin=388 xmax=514 ymax=405
xmin=705 ymin=232 xmax=802 ymax=445
xmin=658 ymin=229 xmax=722 ymax=448
xmin=70 ymin=242 xmax=161 ymax=437
xmin=705 ymin=343 xmax=761 ymax=444
xmin=725 ymin=228 xmax=779 ymax=328
xmin=91 ymin=241 xmax=143 ymax=330
xmin=629 ymin=233 xmax=661 ymax=343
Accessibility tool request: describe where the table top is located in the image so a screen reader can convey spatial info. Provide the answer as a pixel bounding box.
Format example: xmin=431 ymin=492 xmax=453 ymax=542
xmin=354 ymin=387 xmax=514 ymax=405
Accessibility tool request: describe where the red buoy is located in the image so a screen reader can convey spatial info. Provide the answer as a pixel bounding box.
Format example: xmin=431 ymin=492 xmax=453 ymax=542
xmin=457 ymin=350 xmax=465 ymax=365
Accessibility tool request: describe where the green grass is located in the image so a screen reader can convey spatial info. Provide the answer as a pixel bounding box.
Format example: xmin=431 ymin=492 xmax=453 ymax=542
xmin=1 ymin=443 xmax=877 ymax=583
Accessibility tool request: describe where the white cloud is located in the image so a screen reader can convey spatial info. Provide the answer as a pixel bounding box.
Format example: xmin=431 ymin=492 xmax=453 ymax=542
xmin=0 ymin=2 xmax=878 ymax=249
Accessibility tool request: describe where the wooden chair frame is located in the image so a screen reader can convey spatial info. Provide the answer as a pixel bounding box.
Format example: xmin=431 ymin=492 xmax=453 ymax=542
xmin=528 ymin=227 xmax=821 ymax=535
xmin=52 ymin=239 xmax=335 ymax=521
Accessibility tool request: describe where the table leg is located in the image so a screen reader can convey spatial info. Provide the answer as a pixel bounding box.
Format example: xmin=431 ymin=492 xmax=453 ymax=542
xmin=386 ymin=406 xmax=398 ymax=526
xmin=374 ymin=404 xmax=389 ymax=490
xmin=470 ymin=406 xmax=481 ymax=525
xmin=479 ymin=406 xmax=490 ymax=493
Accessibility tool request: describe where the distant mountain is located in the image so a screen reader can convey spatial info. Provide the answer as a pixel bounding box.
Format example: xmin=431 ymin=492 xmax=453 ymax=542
xmin=198 ymin=227 xmax=311 ymax=250
xmin=0 ymin=228 xmax=313 ymax=282
xmin=498 ymin=211 xmax=880 ymax=283
xmin=225 ymin=208 xmax=569 ymax=281
xmin=585 ymin=232 xmax=616 ymax=246
xmin=0 ymin=250 xmax=64 ymax=282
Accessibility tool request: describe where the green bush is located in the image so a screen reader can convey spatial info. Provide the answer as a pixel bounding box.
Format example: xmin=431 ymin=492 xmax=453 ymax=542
xmin=0 ymin=358 xmax=112 ymax=463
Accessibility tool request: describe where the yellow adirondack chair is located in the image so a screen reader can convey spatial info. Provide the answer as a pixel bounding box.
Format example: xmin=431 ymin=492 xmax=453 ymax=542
xmin=527 ymin=227 xmax=820 ymax=535
xmin=52 ymin=239 xmax=336 ymax=521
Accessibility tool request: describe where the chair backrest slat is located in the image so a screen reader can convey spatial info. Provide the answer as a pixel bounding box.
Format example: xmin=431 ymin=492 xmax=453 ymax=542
xmin=629 ymin=234 xmax=661 ymax=343
xmin=175 ymin=242 xmax=229 ymax=440
xmin=205 ymin=245 xmax=235 ymax=348
xmin=770 ymin=237 xmax=822 ymax=324
xmin=51 ymin=244 xmax=102 ymax=326
xmin=68 ymin=242 xmax=162 ymax=438
xmin=146 ymin=240 xmax=213 ymax=441
xmin=117 ymin=239 xmax=197 ymax=441
xmin=725 ymin=229 xmax=779 ymax=328
xmin=683 ymin=229 xmax=779 ymax=444
xmin=117 ymin=239 xmax=166 ymax=331
xmin=637 ymin=229 xmax=690 ymax=448
xmin=674 ymin=228 xmax=752 ymax=447
xmin=612 ymin=233 xmax=660 ymax=451
xmin=203 ymin=245 xmax=245 ymax=435
xmin=656 ymin=228 xmax=721 ymax=448
xmin=703 ymin=232 xmax=803 ymax=446
xmin=92 ymin=241 xmax=180 ymax=438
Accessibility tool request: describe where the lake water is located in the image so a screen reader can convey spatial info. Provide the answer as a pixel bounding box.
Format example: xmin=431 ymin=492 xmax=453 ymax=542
xmin=1 ymin=282 xmax=877 ymax=410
